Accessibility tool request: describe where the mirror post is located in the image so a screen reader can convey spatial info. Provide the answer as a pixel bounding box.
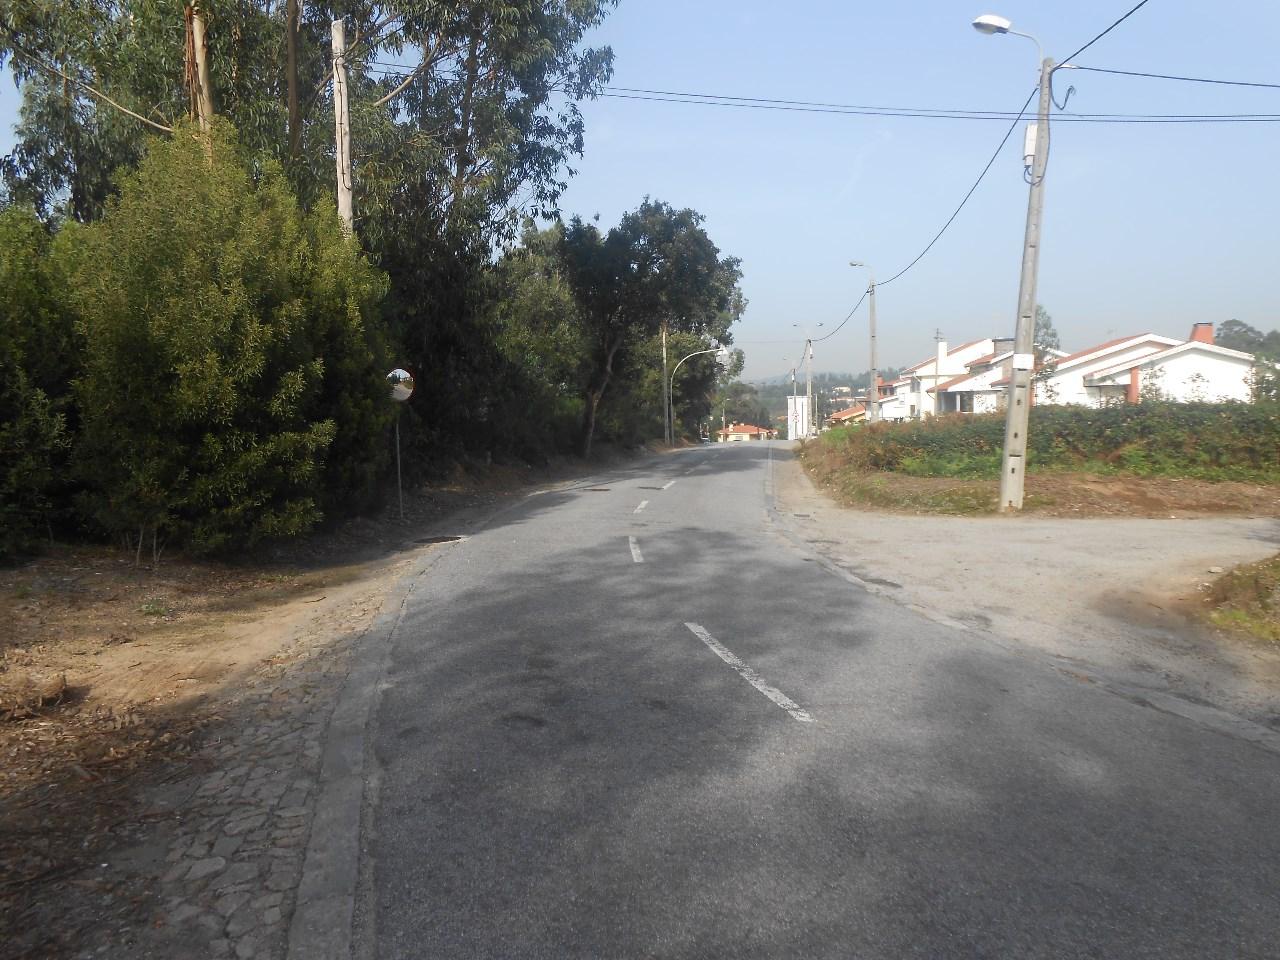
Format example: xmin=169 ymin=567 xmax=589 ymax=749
xmin=386 ymin=368 xmax=415 ymax=522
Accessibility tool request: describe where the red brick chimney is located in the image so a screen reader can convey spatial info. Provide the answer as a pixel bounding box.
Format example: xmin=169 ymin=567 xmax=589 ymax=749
xmin=1190 ymin=322 xmax=1214 ymax=345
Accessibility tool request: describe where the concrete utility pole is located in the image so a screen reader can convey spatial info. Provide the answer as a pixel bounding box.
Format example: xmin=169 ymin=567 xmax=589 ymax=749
xmin=804 ymin=340 xmax=814 ymax=438
xmin=867 ymin=280 xmax=878 ymax=423
xmin=850 ymin=261 xmax=878 ymax=423
xmin=998 ymin=57 xmax=1054 ymax=511
xmin=331 ymin=19 xmax=354 ymax=235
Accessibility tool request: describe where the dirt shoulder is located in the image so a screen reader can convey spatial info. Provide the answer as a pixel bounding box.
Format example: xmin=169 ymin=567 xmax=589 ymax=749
xmin=775 ymin=447 xmax=1280 ymax=726
xmin=0 ymin=449 xmax=645 ymax=959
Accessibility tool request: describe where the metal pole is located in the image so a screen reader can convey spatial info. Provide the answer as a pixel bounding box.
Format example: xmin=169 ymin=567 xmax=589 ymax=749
xmin=998 ymin=57 xmax=1053 ymax=512
xmin=395 ymin=412 xmax=404 ymax=521
xmin=331 ymin=19 xmax=354 ymax=235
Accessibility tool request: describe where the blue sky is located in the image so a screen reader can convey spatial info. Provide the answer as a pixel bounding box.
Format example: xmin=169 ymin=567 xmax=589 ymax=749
xmin=4 ymin=1 xmax=1279 ymax=379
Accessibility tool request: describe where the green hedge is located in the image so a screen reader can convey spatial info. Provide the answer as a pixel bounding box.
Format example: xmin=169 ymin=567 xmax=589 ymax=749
xmin=819 ymin=404 xmax=1280 ymax=481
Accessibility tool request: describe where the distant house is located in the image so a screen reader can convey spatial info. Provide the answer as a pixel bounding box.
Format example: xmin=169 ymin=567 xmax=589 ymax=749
xmin=871 ymin=339 xmax=998 ymax=420
xmin=826 ymin=403 xmax=866 ymax=427
xmin=717 ymin=422 xmax=776 ymax=442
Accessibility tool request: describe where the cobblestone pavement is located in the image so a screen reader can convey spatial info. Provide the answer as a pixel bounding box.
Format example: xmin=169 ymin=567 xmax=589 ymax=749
xmin=64 ymin=618 xmax=369 ymax=960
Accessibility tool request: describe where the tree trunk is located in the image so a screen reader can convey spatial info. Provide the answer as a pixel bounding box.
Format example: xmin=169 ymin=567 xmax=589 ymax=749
xmin=579 ymin=388 xmax=602 ymax=459
xmin=449 ymin=26 xmax=482 ymax=219
xmin=285 ymin=0 xmax=300 ymax=160
xmin=578 ymin=338 xmax=622 ymax=458
xmin=186 ymin=4 xmax=214 ymax=132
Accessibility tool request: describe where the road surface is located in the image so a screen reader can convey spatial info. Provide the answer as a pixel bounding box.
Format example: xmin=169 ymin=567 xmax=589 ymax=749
xmin=358 ymin=442 xmax=1279 ymax=959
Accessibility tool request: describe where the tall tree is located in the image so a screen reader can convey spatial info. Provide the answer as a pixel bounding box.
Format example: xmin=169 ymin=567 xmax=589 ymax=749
xmin=559 ymin=200 xmax=742 ymax=457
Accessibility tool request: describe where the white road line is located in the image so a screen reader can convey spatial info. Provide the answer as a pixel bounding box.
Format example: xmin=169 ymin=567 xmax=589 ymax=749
xmin=683 ymin=623 xmax=814 ymax=723
xmin=634 ymin=500 xmax=649 ymax=514
xmin=662 ymin=480 xmax=677 ymax=490
xmin=629 ymin=536 xmax=644 ymax=563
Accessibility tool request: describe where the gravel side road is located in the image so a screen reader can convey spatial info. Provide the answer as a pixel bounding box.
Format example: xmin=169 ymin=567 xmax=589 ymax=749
xmin=773 ymin=444 xmax=1280 ymax=725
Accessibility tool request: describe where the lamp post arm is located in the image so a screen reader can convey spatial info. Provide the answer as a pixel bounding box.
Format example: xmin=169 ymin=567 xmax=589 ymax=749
xmin=670 ymin=347 xmax=720 ymax=387
xmin=668 ymin=347 xmax=723 ymax=445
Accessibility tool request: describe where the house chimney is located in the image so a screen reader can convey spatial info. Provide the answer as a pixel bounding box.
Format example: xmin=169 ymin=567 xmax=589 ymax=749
xmin=1127 ymin=366 xmax=1140 ymax=404
xmin=1190 ymin=322 xmax=1214 ymax=345
xmin=936 ymin=340 xmax=948 ymax=368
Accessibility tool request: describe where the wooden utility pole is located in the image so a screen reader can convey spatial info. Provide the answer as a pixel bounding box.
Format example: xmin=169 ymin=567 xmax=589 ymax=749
xmin=331 ymin=18 xmax=354 ymax=234
xmin=185 ymin=4 xmax=214 ymax=132
xmin=286 ymin=0 xmax=301 ymax=160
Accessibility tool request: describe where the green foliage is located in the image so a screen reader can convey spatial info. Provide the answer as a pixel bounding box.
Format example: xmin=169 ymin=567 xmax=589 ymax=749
xmin=65 ymin=121 xmax=391 ymax=554
xmin=816 ymin=404 xmax=1280 ymax=482
xmin=0 ymin=206 xmax=76 ymax=559
xmin=559 ymin=199 xmax=742 ymax=455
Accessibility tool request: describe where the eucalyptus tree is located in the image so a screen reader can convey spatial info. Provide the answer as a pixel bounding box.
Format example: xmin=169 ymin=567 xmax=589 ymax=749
xmin=558 ymin=199 xmax=743 ymax=458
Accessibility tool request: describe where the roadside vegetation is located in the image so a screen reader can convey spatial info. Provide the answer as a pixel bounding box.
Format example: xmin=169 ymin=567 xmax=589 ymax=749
xmin=802 ymin=403 xmax=1280 ymax=515
xmin=0 ymin=3 xmax=747 ymax=563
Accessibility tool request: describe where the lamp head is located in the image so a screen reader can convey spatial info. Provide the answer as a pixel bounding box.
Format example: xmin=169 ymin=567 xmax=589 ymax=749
xmin=972 ymin=13 xmax=1013 ymax=35
xmin=849 ymin=260 xmax=864 ymax=267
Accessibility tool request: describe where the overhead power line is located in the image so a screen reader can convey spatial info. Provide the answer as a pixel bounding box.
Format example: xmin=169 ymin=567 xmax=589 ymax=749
xmin=599 ymin=89 xmax=1280 ymax=123
xmin=813 ymin=86 xmax=1035 ymax=344
xmin=1073 ymin=65 xmax=1280 ymax=90
xmin=877 ymin=86 xmax=1036 ymax=290
xmin=1061 ymin=0 xmax=1154 ymax=65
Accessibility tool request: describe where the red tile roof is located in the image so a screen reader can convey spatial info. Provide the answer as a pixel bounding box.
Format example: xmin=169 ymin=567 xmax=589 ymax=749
xmin=901 ymin=339 xmax=990 ymax=374
xmin=1052 ymin=335 xmax=1143 ymax=368
xmin=929 ymin=373 xmax=976 ymax=393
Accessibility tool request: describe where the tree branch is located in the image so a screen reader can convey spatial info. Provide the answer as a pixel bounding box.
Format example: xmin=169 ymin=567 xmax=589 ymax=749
xmin=7 ymin=43 xmax=173 ymax=133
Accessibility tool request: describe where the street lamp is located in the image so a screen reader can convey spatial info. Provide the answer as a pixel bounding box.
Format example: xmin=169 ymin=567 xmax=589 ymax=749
xmin=973 ymin=12 xmax=1054 ymax=511
xmin=850 ymin=261 xmax=878 ymax=424
xmin=669 ymin=344 xmax=729 ymax=446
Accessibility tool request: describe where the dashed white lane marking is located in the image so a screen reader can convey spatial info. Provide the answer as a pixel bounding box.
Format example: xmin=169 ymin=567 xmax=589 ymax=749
xmin=683 ymin=623 xmax=814 ymax=723
xmin=634 ymin=500 xmax=649 ymax=514
xmin=661 ymin=480 xmax=677 ymax=490
xmin=629 ymin=536 xmax=644 ymax=563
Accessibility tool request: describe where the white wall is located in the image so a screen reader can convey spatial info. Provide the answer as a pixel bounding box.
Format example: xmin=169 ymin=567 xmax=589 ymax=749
xmin=1039 ymin=342 xmax=1171 ymax=406
xmin=1149 ymin=353 xmax=1252 ymax=403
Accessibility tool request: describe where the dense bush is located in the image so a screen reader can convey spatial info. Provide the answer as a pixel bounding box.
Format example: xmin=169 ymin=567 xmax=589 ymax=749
xmin=0 ymin=207 xmax=78 ymax=559
xmin=820 ymin=403 xmax=1280 ymax=481
xmin=66 ymin=122 xmax=392 ymax=555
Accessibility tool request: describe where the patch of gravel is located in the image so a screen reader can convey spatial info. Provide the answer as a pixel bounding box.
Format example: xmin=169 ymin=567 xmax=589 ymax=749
xmin=773 ymin=449 xmax=1280 ymax=724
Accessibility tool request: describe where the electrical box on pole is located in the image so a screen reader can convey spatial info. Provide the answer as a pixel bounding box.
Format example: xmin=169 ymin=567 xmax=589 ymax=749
xmin=1023 ymin=124 xmax=1038 ymax=167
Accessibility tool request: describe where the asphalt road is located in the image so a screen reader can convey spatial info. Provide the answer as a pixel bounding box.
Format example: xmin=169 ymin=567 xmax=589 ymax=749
xmin=360 ymin=442 xmax=1280 ymax=959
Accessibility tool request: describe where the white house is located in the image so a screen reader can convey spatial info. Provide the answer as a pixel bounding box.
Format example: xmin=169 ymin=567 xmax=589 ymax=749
xmin=925 ymin=323 xmax=1261 ymax=414
xmin=873 ymin=339 xmax=999 ymax=420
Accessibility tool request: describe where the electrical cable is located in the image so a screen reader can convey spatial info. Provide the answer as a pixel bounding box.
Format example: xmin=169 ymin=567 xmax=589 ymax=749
xmin=598 ymin=90 xmax=1280 ymax=123
xmin=1060 ymin=0 xmax=1154 ymax=66
xmin=876 ymin=86 xmax=1038 ymax=289
xmin=1073 ymin=65 xmax=1280 ymax=90
xmin=812 ymin=289 xmax=869 ymax=344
